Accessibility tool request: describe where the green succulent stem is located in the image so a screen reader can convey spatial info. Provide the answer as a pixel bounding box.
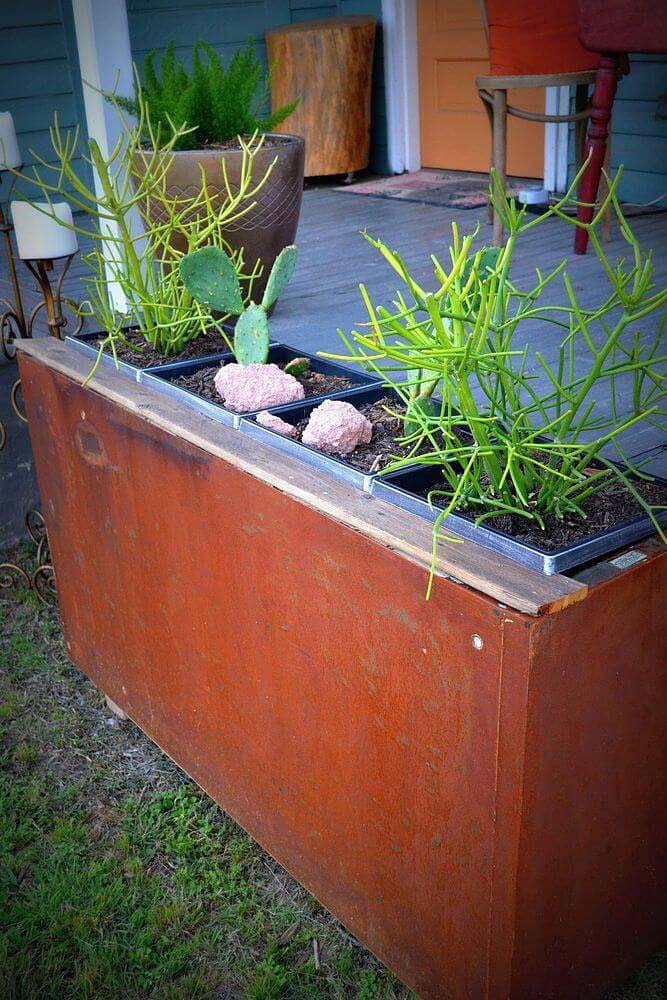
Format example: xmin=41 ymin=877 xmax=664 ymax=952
xmin=321 ymin=166 xmax=666 ymax=596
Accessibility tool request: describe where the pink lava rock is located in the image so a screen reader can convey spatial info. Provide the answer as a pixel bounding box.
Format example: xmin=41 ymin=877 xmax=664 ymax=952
xmin=301 ymin=399 xmax=373 ymax=455
xmin=213 ymin=362 xmax=305 ymax=413
xmin=256 ymin=410 xmax=299 ymax=438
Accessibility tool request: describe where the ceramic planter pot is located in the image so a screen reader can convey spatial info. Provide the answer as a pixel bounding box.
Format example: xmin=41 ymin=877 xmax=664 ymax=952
xmin=134 ymin=134 xmax=305 ymax=304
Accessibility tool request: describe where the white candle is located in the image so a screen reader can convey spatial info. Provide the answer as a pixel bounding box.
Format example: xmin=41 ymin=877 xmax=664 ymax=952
xmin=11 ymin=201 xmax=78 ymax=260
xmin=0 ymin=112 xmax=21 ymax=170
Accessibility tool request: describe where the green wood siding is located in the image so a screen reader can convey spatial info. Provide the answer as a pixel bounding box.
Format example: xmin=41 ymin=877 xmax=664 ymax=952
xmin=126 ymin=0 xmax=388 ymax=173
xmin=569 ymin=55 xmax=667 ymax=205
xmin=0 ymin=0 xmax=91 ymax=197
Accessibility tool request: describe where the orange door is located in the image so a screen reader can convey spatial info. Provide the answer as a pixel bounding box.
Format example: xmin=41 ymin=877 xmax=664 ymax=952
xmin=417 ymin=0 xmax=544 ymax=177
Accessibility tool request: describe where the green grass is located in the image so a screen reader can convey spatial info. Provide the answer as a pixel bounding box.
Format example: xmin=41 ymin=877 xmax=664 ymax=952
xmin=0 ymin=551 xmax=665 ymax=999
xmin=0 ymin=561 xmax=411 ymax=999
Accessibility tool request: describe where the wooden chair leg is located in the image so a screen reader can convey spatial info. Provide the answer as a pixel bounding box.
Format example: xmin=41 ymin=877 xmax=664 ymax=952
xmin=575 ymin=53 xmax=620 ymax=255
xmin=480 ymin=92 xmax=495 ymax=224
xmin=492 ymin=89 xmax=507 ymax=245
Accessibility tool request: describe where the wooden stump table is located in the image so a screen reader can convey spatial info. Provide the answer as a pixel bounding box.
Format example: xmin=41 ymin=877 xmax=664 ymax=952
xmin=17 ymin=338 xmax=667 ymax=1000
xmin=266 ymin=16 xmax=376 ymax=178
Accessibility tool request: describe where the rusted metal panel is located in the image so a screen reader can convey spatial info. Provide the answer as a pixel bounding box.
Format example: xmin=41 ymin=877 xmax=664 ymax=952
xmin=19 ymin=351 xmax=667 ymax=999
xmin=20 ymin=353 xmax=532 ymax=999
xmin=511 ymin=558 xmax=667 ymax=999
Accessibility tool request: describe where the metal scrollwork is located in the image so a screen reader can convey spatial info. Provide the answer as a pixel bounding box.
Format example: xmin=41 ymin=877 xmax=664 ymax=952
xmin=1 ymin=301 xmax=24 ymax=360
xmin=1 ymin=184 xmax=73 ymax=608
xmin=0 ymin=509 xmax=57 ymax=607
xmin=10 ymin=377 xmax=26 ymax=422
xmin=0 ymin=561 xmax=31 ymax=593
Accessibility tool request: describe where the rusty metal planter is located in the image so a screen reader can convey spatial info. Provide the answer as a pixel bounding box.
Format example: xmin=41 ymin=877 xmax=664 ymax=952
xmin=17 ymin=339 xmax=667 ymax=1000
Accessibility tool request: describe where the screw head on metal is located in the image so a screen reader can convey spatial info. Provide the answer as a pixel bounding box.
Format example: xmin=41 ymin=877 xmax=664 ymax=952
xmin=472 ymin=634 xmax=484 ymax=650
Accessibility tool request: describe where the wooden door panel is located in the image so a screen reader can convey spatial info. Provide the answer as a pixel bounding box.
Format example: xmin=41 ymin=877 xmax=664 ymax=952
xmin=418 ymin=0 xmax=544 ymax=177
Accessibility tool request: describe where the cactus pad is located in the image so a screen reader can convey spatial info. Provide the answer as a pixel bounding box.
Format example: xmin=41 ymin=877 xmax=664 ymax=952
xmin=284 ymin=356 xmax=311 ymax=377
xmin=261 ymin=245 xmax=298 ymax=310
xmin=180 ymin=246 xmax=244 ymax=316
xmin=462 ymin=246 xmax=501 ymax=285
xmin=234 ymin=304 xmax=270 ymax=365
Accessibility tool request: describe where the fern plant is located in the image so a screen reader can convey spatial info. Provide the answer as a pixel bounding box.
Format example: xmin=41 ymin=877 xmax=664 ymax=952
xmin=117 ymin=40 xmax=299 ymax=150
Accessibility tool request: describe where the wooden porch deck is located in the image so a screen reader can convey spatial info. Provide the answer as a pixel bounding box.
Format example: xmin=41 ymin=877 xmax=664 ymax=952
xmin=2 ymin=184 xmax=666 ymax=474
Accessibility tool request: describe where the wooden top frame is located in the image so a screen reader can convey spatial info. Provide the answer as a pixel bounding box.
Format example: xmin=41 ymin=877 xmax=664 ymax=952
xmin=17 ymin=338 xmax=588 ymax=616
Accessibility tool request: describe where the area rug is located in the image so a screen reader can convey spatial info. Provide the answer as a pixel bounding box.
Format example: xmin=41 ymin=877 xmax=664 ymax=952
xmin=335 ymin=169 xmax=539 ymax=210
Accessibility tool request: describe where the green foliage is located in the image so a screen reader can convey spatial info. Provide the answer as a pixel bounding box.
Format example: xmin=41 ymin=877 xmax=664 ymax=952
xmin=179 ymin=245 xmax=245 ymax=315
xmin=8 ymin=84 xmax=273 ymax=363
xmin=117 ymin=40 xmax=300 ymax=150
xmin=180 ymin=244 xmax=298 ymax=365
xmin=262 ymin=245 xmax=298 ymax=310
xmin=404 ymin=395 xmax=437 ymax=438
xmin=234 ymin=304 xmax=271 ymax=365
xmin=326 ymin=167 xmax=666 ymax=594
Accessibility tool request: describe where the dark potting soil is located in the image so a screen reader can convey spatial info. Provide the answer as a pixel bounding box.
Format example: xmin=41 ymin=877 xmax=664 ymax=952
xmin=145 ymin=136 xmax=295 ymax=153
xmin=94 ymin=329 xmax=231 ymax=369
xmin=418 ymin=476 xmax=667 ymax=551
xmin=172 ymin=363 xmax=353 ymax=411
xmin=199 ymin=136 xmax=295 ymax=151
xmin=295 ymin=397 xmax=439 ymax=473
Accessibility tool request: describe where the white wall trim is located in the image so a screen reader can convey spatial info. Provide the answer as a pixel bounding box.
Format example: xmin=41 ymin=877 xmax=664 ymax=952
xmin=544 ymin=86 xmax=571 ymax=193
xmin=71 ymin=0 xmax=136 ymax=311
xmin=382 ymin=0 xmax=420 ymax=174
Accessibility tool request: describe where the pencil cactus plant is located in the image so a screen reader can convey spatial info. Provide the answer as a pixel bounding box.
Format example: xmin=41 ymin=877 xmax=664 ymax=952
xmin=180 ymin=244 xmax=298 ymax=365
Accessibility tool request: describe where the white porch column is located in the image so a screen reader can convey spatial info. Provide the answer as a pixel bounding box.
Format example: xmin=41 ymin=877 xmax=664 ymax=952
xmin=71 ymin=0 xmax=137 ymax=311
xmin=382 ymin=0 xmax=421 ymax=174
xmin=544 ymin=86 xmax=571 ymax=194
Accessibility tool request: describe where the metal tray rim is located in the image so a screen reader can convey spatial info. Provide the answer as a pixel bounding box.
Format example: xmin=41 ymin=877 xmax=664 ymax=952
xmin=372 ymin=468 xmax=666 ymax=575
xmin=239 ymin=384 xmax=419 ymax=493
xmin=143 ymin=347 xmax=382 ymax=434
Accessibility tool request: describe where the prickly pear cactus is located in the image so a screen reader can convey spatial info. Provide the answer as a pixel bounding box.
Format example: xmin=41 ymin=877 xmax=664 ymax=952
xmin=181 ymin=243 xmax=298 ymax=365
xmin=261 ymin=245 xmax=298 ymax=311
xmin=234 ymin=304 xmax=270 ymax=365
xmin=462 ymin=245 xmax=501 ymax=285
xmin=284 ymin=356 xmax=311 ymax=377
xmin=179 ymin=246 xmax=244 ymax=316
